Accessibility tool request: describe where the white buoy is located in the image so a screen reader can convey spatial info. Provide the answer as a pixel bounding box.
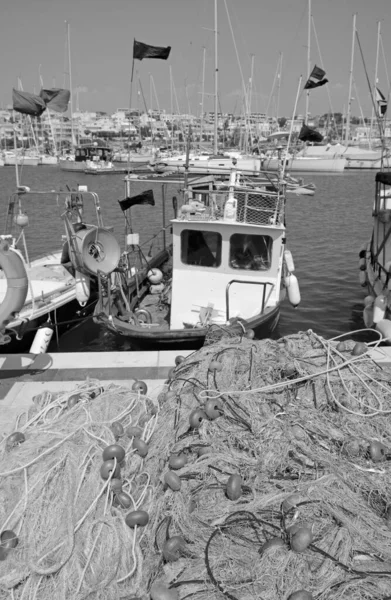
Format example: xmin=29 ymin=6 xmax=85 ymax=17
xmin=29 ymin=326 xmax=53 ymax=354
xmin=150 ymin=283 xmax=165 ymax=294
xmin=285 ymin=274 xmax=301 ymax=308
xmin=373 ymin=294 xmax=387 ymax=324
xmin=75 ymin=270 xmax=91 ymax=306
xmin=376 ymin=319 xmax=391 ymax=342
xmin=147 ymin=268 xmax=163 ymax=284
xmin=284 ymin=250 xmax=295 ymax=273
xmin=358 ymin=257 xmax=366 ymax=271
xmin=363 ymin=306 xmax=374 ymax=328
xmin=364 ymin=295 xmax=375 ymax=307
xmin=359 ymin=271 xmax=367 ymax=287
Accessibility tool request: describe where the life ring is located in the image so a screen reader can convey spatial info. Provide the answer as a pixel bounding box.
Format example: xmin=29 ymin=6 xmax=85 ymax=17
xmin=0 ymin=240 xmax=28 ymax=327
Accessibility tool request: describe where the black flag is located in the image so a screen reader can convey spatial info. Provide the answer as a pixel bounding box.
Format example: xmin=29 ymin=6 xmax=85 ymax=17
xmin=133 ymin=40 xmax=171 ymax=61
xmin=304 ymin=65 xmax=328 ymax=90
xmin=298 ymin=125 xmax=324 ymax=143
xmin=375 ymin=87 xmax=388 ymax=117
xmin=118 ymin=190 xmax=155 ymax=211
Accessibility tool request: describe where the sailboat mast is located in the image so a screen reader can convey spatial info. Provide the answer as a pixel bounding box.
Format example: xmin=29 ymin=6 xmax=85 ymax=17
xmin=200 ymin=47 xmax=206 ymax=148
xmin=213 ymin=0 xmax=218 ymax=154
xmin=276 ymin=52 xmax=282 ymax=123
xmin=170 ymin=66 xmax=174 ymax=152
xmin=305 ymin=0 xmax=311 ymax=124
xmin=66 ymin=21 xmax=75 ymax=146
xmin=369 ymin=20 xmax=381 ymax=143
xmin=345 ymin=13 xmax=356 ymax=146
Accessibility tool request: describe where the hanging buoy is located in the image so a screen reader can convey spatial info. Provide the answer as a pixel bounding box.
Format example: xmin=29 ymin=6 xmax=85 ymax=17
xmin=363 ymin=305 xmax=374 ymax=328
xmin=13 ymin=213 xmax=29 ymax=228
xmin=284 ymin=250 xmax=295 ymax=273
xmin=376 ymin=319 xmax=391 ymax=342
xmin=29 ymin=325 xmax=54 ymax=354
xmin=148 ymin=268 xmax=163 ymax=284
xmin=358 ymin=257 xmax=367 ymax=271
xmin=359 ymin=271 xmax=367 ymax=287
xmin=75 ymin=270 xmax=90 ymax=306
xmin=373 ymin=294 xmax=387 ymax=324
xmin=284 ymin=274 xmax=301 ymax=308
xmin=150 ymin=282 xmax=165 ymax=294
xmin=364 ymin=295 xmax=375 ymax=307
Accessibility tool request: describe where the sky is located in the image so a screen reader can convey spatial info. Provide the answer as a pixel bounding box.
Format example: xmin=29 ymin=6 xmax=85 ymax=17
xmin=0 ymin=0 xmax=390 ymax=119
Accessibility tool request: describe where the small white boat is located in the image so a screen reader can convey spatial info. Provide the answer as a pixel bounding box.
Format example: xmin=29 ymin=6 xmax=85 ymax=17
xmin=94 ymin=168 xmax=300 ymax=349
xmin=263 ymin=153 xmax=346 ymax=173
xmin=59 ymin=143 xmax=112 ymax=172
xmin=4 ymin=151 xmax=40 ymax=167
xmin=0 ymin=186 xmax=121 ymax=352
xmin=152 ymin=154 xmax=262 ymax=175
xmin=39 ymin=155 xmax=58 ymax=166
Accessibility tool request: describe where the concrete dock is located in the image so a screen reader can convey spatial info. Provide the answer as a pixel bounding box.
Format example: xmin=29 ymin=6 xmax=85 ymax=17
xmin=1 ymin=345 xmax=391 ymax=438
xmin=0 ymin=350 xmax=192 ymax=437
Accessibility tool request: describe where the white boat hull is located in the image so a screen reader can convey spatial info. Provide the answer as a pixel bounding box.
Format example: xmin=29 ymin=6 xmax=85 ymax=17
xmin=40 ymin=155 xmax=58 ymax=165
xmin=263 ymin=156 xmax=346 ymax=173
xmin=4 ymin=154 xmax=40 ymax=166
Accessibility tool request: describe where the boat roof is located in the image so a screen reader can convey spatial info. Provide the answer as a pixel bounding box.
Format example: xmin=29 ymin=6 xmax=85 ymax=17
xmin=376 ymin=171 xmax=391 ymax=185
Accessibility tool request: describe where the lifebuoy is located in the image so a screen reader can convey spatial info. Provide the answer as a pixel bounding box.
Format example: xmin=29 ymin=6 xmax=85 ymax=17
xmin=0 ymin=240 xmax=28 ymax=327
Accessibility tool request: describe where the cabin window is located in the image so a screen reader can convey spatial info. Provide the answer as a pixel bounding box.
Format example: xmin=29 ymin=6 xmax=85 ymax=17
xmin=229 ymin=233 xmax=272 ymax=271
xmin=181 ymin=230 xmax=222 ymax=268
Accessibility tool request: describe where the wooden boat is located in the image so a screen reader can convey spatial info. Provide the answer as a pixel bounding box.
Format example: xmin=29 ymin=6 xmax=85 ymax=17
xmin=93 ymin=168 xmax=301 ymax=350
xmin=0 ymin=185 xmax=121 ymax=352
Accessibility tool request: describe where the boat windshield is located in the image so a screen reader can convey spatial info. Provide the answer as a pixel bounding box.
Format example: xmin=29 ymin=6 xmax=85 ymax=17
xmin=229 ymin=233 xmax=272 ymax=271
xmin=181 ymin=230 xmax=222 ymax=268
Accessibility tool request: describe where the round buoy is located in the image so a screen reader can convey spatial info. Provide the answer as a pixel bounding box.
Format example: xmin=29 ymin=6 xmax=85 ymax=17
xmin=147 ymin=268 xmax=163 ymax=284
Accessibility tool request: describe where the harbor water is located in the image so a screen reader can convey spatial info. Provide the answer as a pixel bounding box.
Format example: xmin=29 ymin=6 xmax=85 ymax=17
xmin=0 ymin=166 xmax=376 ymax=351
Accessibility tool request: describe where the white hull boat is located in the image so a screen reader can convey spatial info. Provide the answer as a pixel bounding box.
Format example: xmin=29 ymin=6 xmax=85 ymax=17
xmin=4 ymin=152 xmax=40 ymax=167
xmin=263 ymin=155 xmax=346 ymax=173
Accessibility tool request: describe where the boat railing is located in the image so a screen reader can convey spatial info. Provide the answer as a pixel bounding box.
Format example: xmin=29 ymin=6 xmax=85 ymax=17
xmin=226 ymin=279 xmax=275 ymax=322
xmin=181 ymin=188 xmax=285 ymax=227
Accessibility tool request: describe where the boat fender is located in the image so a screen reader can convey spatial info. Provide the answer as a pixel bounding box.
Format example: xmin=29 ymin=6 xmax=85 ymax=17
xmin=224 ymin=197 xmax=237 ymax=222
xmin=364 ymin=295 xmax=375 ymax=307
xmin=0 ymin=240 xmax=28 ymax=328
xmin=75 ymin=270 xmax=91 ymax=306
xmin=150 ymin=283 xmax=165 ymax=295
xmin=359 ymin=271 xmax=367 ymax=287
xmin=358 ymin=257 xmax=367 ymax=271
xmin=376 ymin=319 xmax=391 ymax=343
xmin=134 ymin=308 xmax=152 ymax=324
xmin=363 ymin=306 xmax=374 ymax=328
xmin=385 ymin=261 xmax=391 ymax=273
xmin=147 ymin=268 xmax=163 ymax=285
xmin=284 ymin=250 xmax=295 ymax=273
xmin=29 ymin=325 xmax=54 ymax=354
xmin=373 ymin=294 xmax=387 ymax=324
xmin=284 ymin=274 xmax=301 ymax=308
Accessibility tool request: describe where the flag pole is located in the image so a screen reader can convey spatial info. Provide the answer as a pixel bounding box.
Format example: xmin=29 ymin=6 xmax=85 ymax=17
xmin=127 ymin=42 xmax=136 ymax=174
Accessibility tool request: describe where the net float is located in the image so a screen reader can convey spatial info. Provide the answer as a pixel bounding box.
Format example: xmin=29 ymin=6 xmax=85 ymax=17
xmin=113 ymin=491 xmax=133 ymax=509
xmin=111 ymin=421 xmax=124 ymax=438
xmin=102 ymin=444 xmax=125 ymax=463
xmin=0 ymin=530 xmax=18 ymax=549
xmin=125 ymin=510 xmax=149 ymax=528
xmin=100 ymin=459 xmax=121 ymax=480
xmin=164 ymin=470 xmax=181 ymax=491
xmin=290 ymin=527 xmax=313 ymax=552
xmin=226 ymin=474 xmax=242 ymax=501
xmin=169 ymin=453 xmax=187 ymax=470
xmin=205 ymin=398 xmax=223 ymax=420
xmin=132 ymin=380 xmax=148 ymax=394
xmin=162 ymin=535 xmax=186 ymax=562
xmin=132 ymin=437 xmax=149 ymax=458
xmin=126 ymin=425 xmax=143 ymax=438
xmin=189 ymin=408 xmax=207 ymax=429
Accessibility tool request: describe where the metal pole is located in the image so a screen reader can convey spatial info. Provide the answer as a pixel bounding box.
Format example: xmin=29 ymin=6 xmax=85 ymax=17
xmin=200 ymin=47 xmax=206 ymax=148
xmin=305 ymin=0 xmax=311 ymax=124
xmin=213 ymin=0 xmax=219 ymax=154
xmin=66 ymin=21 xmax=75 ymax=146
xmin=162 ymin=184 xmax=166 ymax=250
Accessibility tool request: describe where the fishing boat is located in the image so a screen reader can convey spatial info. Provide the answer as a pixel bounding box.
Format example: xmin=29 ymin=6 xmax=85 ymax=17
xmin=360 ymin=170 xmax=391 ymax=342
xmin=93 ymin=167 xmax=300 ymax=349
xmin=0 ymin=185 xmax=121 ymax=352
xmin=59 ymin=143 xmax=113 ymax=172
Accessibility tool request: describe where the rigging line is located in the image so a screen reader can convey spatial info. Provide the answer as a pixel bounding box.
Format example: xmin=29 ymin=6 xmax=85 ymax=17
xmin=379 ymin=34 xmax=390 ymax=93
xmin=311 ymin=16 xmax=336 ymax=127
xmin=355 ymin=30 xmax=386 ymax=146
xmin=223 ymin=0 xmax=250 ymax=118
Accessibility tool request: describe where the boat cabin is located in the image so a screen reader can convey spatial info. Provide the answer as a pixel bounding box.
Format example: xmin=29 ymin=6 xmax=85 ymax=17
xmin=169 ymin=178 xmax=286 ymax=329
xmin=74 ymin=144 xmax=112 ymax=163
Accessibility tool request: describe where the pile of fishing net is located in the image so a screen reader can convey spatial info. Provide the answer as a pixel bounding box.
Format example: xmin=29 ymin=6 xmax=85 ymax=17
xmin=147 ymin=329 xmax=391 ymax=600
xmin=1 ymin=330 xmax=391 ymax=600
xmin=0 ymin=378 xmax=159 ymax=600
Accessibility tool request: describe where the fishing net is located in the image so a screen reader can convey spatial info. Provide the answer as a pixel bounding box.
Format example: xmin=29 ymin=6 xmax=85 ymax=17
xmin=1 ymin=330 xmax=391 ymax=599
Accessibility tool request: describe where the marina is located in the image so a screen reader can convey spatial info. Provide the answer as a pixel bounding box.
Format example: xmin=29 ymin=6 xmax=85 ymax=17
xmin=1 ymin=0 xmax=391 ymax=598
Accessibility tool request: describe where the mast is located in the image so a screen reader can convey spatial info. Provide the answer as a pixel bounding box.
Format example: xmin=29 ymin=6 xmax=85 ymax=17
xmin=66 ymin=21 xmax=75 ymax=147
xmin=345 ymin=13 xmax=356 ymax=146
xmin=305 ymin=0 xmax=311 ymax=124
xmin=200 ymin=47 xmax=206 ymax=148
xmin=213 ymin=0 xmax=218 ymax=154
xmin=369 ymin=20 xmax=381 ymax=144
xmin=276 ymin=52 xmax=283 ymax=124
xmin=170 ymin=66 xmax=174 ymax=152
